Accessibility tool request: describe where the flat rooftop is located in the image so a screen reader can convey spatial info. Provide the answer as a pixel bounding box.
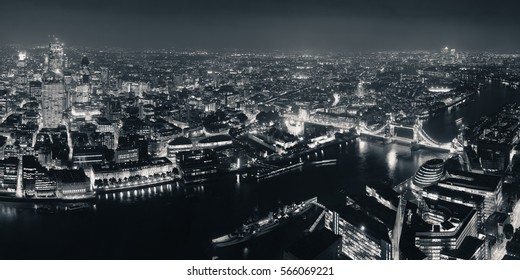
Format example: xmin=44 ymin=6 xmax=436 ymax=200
xmin=441 ymin=170 xmax=502 ymax=193
xmin=51 ymin=169 xmax=89 ymax=183
xmin=441 ymin=236 xmax=484 ymax=259
xmin=169 ymin=136 xmax=192 ymax=146
xmin=328 ymin=204 xmax=391 ymax=243
xmin=346 ymin=194 xmax=397 ymax=229
xmin=93 ymin=157 xmax=172 ymax=172
xmin=198 ymin=134 xmax=232 ymax=144
xmin=414 ymin=198 xmax=476 ymax=237
xmin=423 ymin=184 xmax=485 ymax=204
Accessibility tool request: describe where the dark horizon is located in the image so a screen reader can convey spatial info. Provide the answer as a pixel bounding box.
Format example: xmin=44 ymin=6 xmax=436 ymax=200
xmin=2 ymin=0 xmax=520 ymax=52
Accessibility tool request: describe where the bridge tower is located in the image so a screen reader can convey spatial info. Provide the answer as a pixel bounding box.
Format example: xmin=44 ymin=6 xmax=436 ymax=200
xmin=386 ymin=113 xmax=395 ymax=137
xmin=413 ymin=117 xmax=422 ymax=142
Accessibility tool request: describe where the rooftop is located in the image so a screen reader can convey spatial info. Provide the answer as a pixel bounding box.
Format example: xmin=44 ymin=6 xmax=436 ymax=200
xmin=169 ymin=136 xmax=192 ymax=146
xmin=346 ymin=194 xmax=397 ymax=229
xmin=328 ymin=204 xmax=391 ymax=243
xmin=52 ymin=169 xmax=89 ymax=184
xmin=93 ymin=157 xmax=172 ymax=172
xmin=441 ymin=170 xmax=502 ymax=193
xmin=440 ymin=236 xmax=485 ymax=259
xmin=198 ymin=134 xmax=233 ymax=144
xmin=423 ymin=184 xmax=485 ymax=204
xmin=73 ymin=146 xmax=105 ymax=155
xmin=96 ymin=117 xmax=112 ymax=126
xmin=414 ymin=198 xmax=476 ymax=237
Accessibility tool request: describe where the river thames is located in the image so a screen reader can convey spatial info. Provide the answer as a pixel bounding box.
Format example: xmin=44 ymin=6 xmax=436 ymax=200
xmin=0 ymin=84 xmax=519 ymax=259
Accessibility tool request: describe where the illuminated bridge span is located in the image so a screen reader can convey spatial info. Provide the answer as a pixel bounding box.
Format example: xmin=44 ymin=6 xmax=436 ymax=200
xmin=358 ymin=120 xmax=458 ymax=152
xmin=358 ymin=123 xmax=387 ymax=136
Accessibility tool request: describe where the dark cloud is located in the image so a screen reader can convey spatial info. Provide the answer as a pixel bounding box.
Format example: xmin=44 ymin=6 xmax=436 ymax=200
xmin=2 ymin=0 xmax=520 ymax=51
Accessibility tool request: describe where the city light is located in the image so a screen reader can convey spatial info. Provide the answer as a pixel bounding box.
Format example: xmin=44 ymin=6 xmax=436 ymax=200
xmin=0 ymin=27 xmax=519 ymax=262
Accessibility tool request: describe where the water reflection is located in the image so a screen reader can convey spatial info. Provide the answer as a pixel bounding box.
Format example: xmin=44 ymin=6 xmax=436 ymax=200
xmin=0 ymin=140 xmax=447 ymax=259
xmin=358 ymin=138 xmax=368 ymax=154
xmin=386 ymin=147 xmax=397 ymax=175
xmin=0 ymin=204 xmax=17 ymax=220
xmin=423 ymin=84 xmax=520 ymax=142
xmin=98 ymin=184 xmax=178 ymax=202
xmin=0 ymin=84 xmax=518 ymax=259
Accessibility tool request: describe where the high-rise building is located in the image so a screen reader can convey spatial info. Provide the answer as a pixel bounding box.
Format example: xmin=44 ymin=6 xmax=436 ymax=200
xmin=106 ymin=100 xmax=122 ymax=122
xmin=0 ymin=90 xmax=9 ymax=122
xmin=440 ymin=236 xmax=487 ymax=260
xmin=100 ymin=67 xmax=110 ymax=85
xmin=22 ymin=155 xmax=56 ymax=198
xmin=74 ymin=84 xmax=90 ymax=104
xmin=413 ymin=198 xmax=482 ymax=260
xmin=41 ymin=39 xmax=67 ymax=128
xmin=435 ymin=170 xmax=503 ymax=222
xmin=41 ymin=73 xmax=66 ymax=128
xmin=80 ymin=56 xmax=90 ymax=83
xmin=29 ymin=81 xmax=42 ymax=99
xmin=46 ymin=38 xmax=65 ymax=75
xmin=17 ymin=51 xmax=27 ymax=68
xmin=324 ymin=205 xmax=393 ymax=260
xmin=0 ymin=157 xmax=20 ymax=193
xmin=450 ymin=48 xmax=456 ymax=56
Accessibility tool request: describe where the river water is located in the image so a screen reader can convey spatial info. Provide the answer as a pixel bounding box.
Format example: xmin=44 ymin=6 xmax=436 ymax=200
xmin=0 ymin=84 xmax=518 ymax=259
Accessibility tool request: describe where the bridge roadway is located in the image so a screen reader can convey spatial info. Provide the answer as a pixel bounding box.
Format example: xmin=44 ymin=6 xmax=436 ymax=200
xmin=283 ymin=116 xmax=455 ymax=152
xmin=359 ymin=123 xmax=453 ymax=152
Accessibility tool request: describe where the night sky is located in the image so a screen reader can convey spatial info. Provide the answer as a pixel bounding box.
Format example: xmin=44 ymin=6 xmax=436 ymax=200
xmin=2 ymin=0 xmax=520 ymax=51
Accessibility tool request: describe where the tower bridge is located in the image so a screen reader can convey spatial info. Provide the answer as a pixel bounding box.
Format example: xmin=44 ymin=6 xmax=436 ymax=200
xmin=358 ymin=119 xmax=462 ymax=153
xmin=284 ymin=112 xmax=463 ymax=153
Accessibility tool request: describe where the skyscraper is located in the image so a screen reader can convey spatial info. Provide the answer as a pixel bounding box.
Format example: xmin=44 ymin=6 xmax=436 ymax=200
xmin=46 ymin=38 xmax=65 ymax=75
xmin=41 ymin=38 xmax=67 ymax=128
xmin=41 ymin=73 xmax=66 ymax=128
xmin=80 ymin=56 xmax=90 ymax=83
xmin=324 ymin=205 xmax=393 ymax=260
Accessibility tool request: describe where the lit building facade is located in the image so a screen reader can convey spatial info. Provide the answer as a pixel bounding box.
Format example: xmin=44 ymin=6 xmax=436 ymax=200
xmin=22 ymin=156 xmax=56 ymax=198
xmin=0 ymin=157 xmax=19 ymax=193
xmin=414 ymin=199 xmax=481 ymax=260
xmin=41 ymin=78 xmax=66 ymax=128
xmin=46 ymin=40 xmax=65 ymax=74
xmin=41 ymin=38 xmax=67 ymax=128
xmin=197 ymin=135 xmax=233 ymax=149
xmin=29 ymin=81 xmax=42 ymax=99
xmin=167 ymin=137 xmax=193 ymax=158
xmin=72 ymin=147 xmax=105 ymax=167
xmin=439 ymin=236 xmax=487 ymax=260
xmin=412 ymin=158 xmax=445 ymax=188
xmin=52 ymin=169 xmax=92 ymax=197
xmin=90 ymin=157 xmax=173 ymax=185
xmin=324 ymin=206 xmax=392 ymax=260
xmin=115 ymin=147 xmax=140 ymax=163
xmin=177 ymin=150 xmax=219 ymax=183
xmin=436 ymin=170 xmax=503 ymax=222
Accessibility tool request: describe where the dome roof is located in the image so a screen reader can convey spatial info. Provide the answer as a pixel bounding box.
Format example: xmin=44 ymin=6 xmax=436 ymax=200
xmin=413 ymin=158 xmax=445 ymax=188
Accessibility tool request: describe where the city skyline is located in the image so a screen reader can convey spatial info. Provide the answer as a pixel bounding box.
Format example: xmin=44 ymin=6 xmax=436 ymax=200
xmin=1 ymin=37 xmax=520 ymax=260
xmin=2 ymin=1 xmax=520 ymax=263
xmin=2 ymin=1 xmax=520 ymax=51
